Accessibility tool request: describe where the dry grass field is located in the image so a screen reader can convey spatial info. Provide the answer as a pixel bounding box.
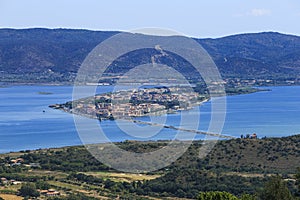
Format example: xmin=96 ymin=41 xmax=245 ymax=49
xmin=0 ymin=194 xmax=23 ymax=200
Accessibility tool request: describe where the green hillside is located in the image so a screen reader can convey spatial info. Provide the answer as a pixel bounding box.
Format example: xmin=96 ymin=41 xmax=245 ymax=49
xmin=0 ymin=135 xmax=299 ymax=199
xmin=1 ymin=29 xmax=300 ymax=84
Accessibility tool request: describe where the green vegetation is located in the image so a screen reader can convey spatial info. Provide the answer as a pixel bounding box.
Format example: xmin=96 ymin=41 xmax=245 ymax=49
xmin=19 ymin=182 xmax=40 ymax=198
xmin=192 ymin=175 xmax=300 ymax=200
xmin=224 ymin=87 xmax=267 ymax=95
xmin=296 ymin=168 xmax=300 ymax=196
xmin=38 ymin=91 xmax=53 ymax=95
xmin=50 ymin=193 xmax=99 ymax=200
xmin=0 ymin=136 xmax=299 ymax=199
xmin=1 ymin=29 xmax=300 ymax=85
xmin=258 ymin=176 xmax=294 ymax=200
xmin=203 ymin=135 xmax=300 ymax=174
xmin=198 ymin=191 xmax=239 ymax=200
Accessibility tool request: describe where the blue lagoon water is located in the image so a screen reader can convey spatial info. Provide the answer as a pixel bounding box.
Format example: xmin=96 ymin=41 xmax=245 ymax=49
xmin=0 ymin=85 xmax=300 ymax=153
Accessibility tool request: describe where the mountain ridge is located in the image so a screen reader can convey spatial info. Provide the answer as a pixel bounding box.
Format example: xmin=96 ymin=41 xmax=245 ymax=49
xmin=1 ymin=28 xmax=300 ymax=84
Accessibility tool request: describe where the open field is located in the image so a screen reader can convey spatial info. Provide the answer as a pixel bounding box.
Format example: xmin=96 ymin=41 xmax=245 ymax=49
xmin=83 ymin=172 xmax=161 ymax=182
xmin=0 ymin=194 xmax=22 ymax=200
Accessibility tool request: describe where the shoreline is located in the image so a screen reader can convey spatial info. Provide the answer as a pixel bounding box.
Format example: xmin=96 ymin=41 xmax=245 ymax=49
xmin=2 ymin=81 xmax=300 ymax=87
xmin=1 ymin=84 xmax=300 ymax=154
xmin=1 ymin=133 xmax=299 ymax=156
xmin=0 ymin=139 xmax=199 ymax=155
xmin=50 ymin=85 xmax=210 ymax=121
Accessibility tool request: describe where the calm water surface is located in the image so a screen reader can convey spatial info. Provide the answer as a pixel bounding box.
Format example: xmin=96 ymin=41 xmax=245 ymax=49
xmin=0 ymin=85 xmax=299 ymax=153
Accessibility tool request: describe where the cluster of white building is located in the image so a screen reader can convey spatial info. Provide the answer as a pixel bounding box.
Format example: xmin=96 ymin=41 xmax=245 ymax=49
xmin=71 ymin=87 xmax=202 ymax=119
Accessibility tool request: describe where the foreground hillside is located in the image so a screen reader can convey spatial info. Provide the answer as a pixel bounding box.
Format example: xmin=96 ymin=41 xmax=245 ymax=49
xmin=0 ymin=135 xmax=299 ymax=199
xmin=1 ymin=28 xmax=300 ymax=84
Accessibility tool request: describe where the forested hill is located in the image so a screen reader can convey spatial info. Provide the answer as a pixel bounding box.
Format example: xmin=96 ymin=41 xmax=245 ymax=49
xmin=1 ymin=28 xmax=300 ymax=83
xmin=0 ymin=28 xmax=117 ymax=74
xmin=199 ymin=32 xmax=300 ymax=78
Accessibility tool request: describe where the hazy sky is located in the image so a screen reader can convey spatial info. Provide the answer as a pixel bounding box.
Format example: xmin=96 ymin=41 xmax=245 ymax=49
xmin=0 ymin=0 xmax=300 ymax=38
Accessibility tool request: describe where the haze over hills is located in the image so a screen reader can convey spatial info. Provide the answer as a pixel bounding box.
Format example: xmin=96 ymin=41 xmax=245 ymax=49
xmin=1 ymin=28 xmax=300 ymax=84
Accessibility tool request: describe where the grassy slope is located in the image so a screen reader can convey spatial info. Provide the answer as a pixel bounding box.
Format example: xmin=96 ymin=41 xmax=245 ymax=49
xmin=0 ymin=135 xmax=299 ymax=199
xmin=205 ymin=135 xmax=300 ymax=173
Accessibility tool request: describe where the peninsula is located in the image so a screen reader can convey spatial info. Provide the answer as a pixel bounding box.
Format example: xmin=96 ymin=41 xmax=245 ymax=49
xmin=49 ymin=86 xmax=208 ymax=120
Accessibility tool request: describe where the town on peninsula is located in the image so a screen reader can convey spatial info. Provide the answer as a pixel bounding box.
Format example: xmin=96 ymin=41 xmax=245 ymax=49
xmin=50 ymin=86 xmax=208 ymax=120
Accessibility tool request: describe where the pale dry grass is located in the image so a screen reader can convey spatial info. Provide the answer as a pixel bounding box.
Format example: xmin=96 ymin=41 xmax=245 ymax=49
xmin=84 ymin=172 xmax=161 ymax=182
xmin=0 ymin=194 xmax=23 ymax=200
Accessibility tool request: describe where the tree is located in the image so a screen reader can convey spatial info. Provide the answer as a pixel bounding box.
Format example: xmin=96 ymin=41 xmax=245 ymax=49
xmin=19 ymin=182 xmax=40 ymax=198
xmin=198 ymin=191 xmax=239 ymax=200
xmin=240 ymin=194 xmax=257 ymax=200
xmin=259 ymin=176 xmax=294 ymax=200
xmin=36 ymin=180 xmax=50 ymax=190
xmin=295 ymin=167 xmax=300 ymax=196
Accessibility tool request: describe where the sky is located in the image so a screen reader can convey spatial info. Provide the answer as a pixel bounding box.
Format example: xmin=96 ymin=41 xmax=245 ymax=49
xmin=0 ymin=0 xmax=300 ymax=38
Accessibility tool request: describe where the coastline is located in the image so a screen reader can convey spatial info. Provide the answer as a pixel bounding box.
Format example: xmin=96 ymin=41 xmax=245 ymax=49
xmin=50 ymin=86 xmax=210 ymax=121
xmin=0 ymin=139 xmax=193 ymax=155
xmin=1 ymin=133 xmax=299 ymax=155
xmin=2 ymin=85 xmax=300 ymax=154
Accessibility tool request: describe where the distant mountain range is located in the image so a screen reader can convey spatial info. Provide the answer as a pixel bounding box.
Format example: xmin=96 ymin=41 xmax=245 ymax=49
xmin=1 ymin=28 xmax=300 ymax=84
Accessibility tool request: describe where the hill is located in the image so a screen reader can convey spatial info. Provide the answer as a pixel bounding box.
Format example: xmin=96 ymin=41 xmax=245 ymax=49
xmin=1 ymin=29 xmax=300 ymax=84
xmin=199 ymin=32 xmax=300 ymax=78
xmin=0 ymin=135 xmax=299 ymax=199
